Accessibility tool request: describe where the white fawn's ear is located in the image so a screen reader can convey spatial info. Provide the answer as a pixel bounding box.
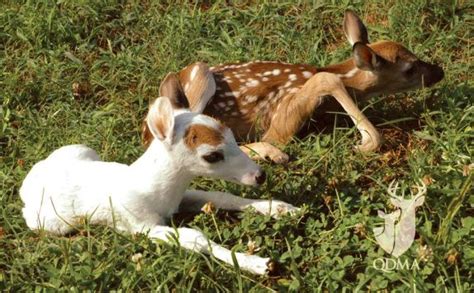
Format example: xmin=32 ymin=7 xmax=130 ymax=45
xmin=146 ymin=97 xmax=175 ymax=143
xmin=353 ymin=42 xmax=383 ymax=71
xmin=159 ymin=72 xmax=190 ymax=110
xmin=343 ymin=9 xmax=369 ymax=45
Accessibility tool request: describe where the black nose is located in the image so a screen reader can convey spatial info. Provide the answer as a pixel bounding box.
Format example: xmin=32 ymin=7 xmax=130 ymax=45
xmin=425 ymin=63 xmax=444 ymax=87
xmin=433 ymin=65 xmax=444 ymax=83
xmin=255 ymin=170 xmax=266 ymax=185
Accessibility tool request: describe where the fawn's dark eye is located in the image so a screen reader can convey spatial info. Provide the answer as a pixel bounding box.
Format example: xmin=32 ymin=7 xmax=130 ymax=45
xmin=202 ymin=151 xmax=224 ymax=163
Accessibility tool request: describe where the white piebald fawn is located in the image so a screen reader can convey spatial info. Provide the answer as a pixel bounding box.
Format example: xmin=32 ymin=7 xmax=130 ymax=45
xmin=143 ymin=10 xmax=444 ymax=163
xmin=20 ymin=73 xmax=299 ymax=275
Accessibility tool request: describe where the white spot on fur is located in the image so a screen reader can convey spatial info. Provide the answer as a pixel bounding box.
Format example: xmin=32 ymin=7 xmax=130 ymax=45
xmin=283 ymin=81 xmax=292 ymax=88
xmin=246 ymin=79 xmax=259 ymax=87
xmin=262 ymin=77 xmax=269 ymax=82
xmin=272 ymin=69 xmax=281 ymax=76
xmin=289 ymin=74 xmax=297 ymax=81
xmin=284 ymin=68 xmax=291 ymax=73
xmin=302 ymin=71 xmax=313 ymax=79
xmin=337 ymin=68 xmax=359 ymax=79
xmin=246 ymin=95 xmax=258 ymax=103
xmin=225 ymin=91 xmax=240 ymax=97
xmin=263 ymin=71 xmax=273 ymax=76
xmin=218 ymin=102 xmax=226 ymax=107
xmin=241 ymin=109 xmax=248 ymax=114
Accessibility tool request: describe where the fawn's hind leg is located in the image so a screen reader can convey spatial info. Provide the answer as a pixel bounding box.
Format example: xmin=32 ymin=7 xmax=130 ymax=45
xmin=147 ymin=225 xmax=272 ymax=275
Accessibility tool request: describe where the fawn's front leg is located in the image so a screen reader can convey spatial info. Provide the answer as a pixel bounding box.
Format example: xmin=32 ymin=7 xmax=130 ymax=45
xmin=263 ymin=72 xmax=381 ymax=152
xmin=239 ymin=142 xmax=290 ymax=164
xmin=147 ymin=225 xmax=272 ymax=275
xmin=180 ymin=190 xmax=299 ymax=218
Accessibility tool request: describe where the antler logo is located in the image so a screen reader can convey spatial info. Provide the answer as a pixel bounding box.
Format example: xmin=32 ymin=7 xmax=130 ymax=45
xmin=373 ymin=180 xmax=427 ymax=257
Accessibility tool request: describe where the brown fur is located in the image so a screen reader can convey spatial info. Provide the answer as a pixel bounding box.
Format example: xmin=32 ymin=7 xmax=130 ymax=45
xmin=184 ymin=124 xmax=224 ymax=150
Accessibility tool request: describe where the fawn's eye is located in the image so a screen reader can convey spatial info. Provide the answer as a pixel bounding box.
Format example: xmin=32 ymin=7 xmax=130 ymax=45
xmin=202 ymin=151 xmax=224 ymax=163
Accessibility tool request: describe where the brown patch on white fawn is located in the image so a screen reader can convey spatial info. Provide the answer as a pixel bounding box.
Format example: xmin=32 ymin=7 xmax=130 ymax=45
xmin=184 ymin=124 xmax=224 ymax=150
xmin=144 ymin=10 xmax=444 ymax=163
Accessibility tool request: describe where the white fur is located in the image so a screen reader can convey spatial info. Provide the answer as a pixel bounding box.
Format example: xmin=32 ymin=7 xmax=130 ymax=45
xmin=20 ymin=97 xmax=299 ymax=275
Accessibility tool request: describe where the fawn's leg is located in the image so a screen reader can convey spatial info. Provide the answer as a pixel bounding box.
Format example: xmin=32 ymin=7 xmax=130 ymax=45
xmin=178 ymin=62 xmax=216 ymax=113
xmin=180 ymin=190 xmax=299 ymax=218
xmin=239 ymin=142 xmax=289 ymax=164
xmin=263 ymin=72 xmax=381 ymax=152
xmin=147 ymin=225 xmax=271 ymax=275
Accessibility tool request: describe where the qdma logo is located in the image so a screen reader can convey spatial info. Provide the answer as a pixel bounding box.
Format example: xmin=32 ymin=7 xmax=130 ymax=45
xmin=372 ymin=180 xmax=427 ymax=271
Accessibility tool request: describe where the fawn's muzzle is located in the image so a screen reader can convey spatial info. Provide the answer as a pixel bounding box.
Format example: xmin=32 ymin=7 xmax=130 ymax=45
xmin=421 ymin=62 xmax=444 ymax=87
xmin=255 ymin=170 xmax=266 ymax=185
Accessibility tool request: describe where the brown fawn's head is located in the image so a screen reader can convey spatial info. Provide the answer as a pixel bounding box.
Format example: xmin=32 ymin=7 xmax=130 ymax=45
xmin=331 ymin=10 xmax=444 ymax=98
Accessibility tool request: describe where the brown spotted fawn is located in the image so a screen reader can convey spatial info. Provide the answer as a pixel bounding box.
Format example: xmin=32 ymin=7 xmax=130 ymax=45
xmin=143 ymin=10 xmax=444 ymax=163
xmin=20 ymin=73 xmax=299 ymax=275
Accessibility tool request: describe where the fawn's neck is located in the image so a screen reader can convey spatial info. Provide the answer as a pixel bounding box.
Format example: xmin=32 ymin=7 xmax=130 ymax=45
xmin=129 ymin=141 xmax=193 ymax=200
xmin=320 ymin=59 xmax=377 ymax=98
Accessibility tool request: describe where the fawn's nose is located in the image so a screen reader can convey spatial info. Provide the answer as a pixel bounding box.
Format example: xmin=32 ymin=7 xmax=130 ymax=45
xmin=255 ymin=170 xmax=266 ymax=185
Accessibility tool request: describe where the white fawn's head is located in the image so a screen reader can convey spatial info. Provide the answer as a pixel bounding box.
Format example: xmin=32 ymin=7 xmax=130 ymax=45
xmin=387 ymin=180 xmax=426 ymax=210
xmin=145 ymin=73 xmax=266 ymax=186
xmin=334 ymin=10 xmax=444 ymax=97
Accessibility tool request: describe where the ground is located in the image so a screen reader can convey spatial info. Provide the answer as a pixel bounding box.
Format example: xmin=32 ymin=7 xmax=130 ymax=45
xmin=0 ymin=1 xmax=472 ymax=291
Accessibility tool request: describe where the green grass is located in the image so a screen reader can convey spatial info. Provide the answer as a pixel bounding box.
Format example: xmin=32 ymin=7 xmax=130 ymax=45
xmin=1 ymin=0 xmax=472 ymax=291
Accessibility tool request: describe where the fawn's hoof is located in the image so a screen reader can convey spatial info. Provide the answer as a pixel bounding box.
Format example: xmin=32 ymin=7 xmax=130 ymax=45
xmin=266 ymin=259 xmax=280 ymax=275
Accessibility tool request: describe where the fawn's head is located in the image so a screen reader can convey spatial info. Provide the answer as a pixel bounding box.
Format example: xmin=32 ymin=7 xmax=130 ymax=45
xmin=145 ymin=73 xmax=265 ymax=186
xmin=337 ymin=10 xmax=444 ymax=97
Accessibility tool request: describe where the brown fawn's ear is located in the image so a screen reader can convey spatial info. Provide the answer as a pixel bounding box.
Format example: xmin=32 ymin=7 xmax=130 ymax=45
xmin=343 ymin=9 xmax=369 ymax=45
xmin=353 ymin=42 xmax=383 ymax=71
xmin=159 ymin=72 xmax=190 ymax=110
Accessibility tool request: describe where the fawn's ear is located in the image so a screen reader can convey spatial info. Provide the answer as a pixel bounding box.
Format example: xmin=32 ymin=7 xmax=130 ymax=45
xmin=343 ymin=10 xmax=369 ymax=45
xmin=146 ymin=97 xmax=175 ymax=143
xmin=353 ymin=42 xmax=383 ymax=71
xmin=159 ymin=72 xmax=190 ymax=110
